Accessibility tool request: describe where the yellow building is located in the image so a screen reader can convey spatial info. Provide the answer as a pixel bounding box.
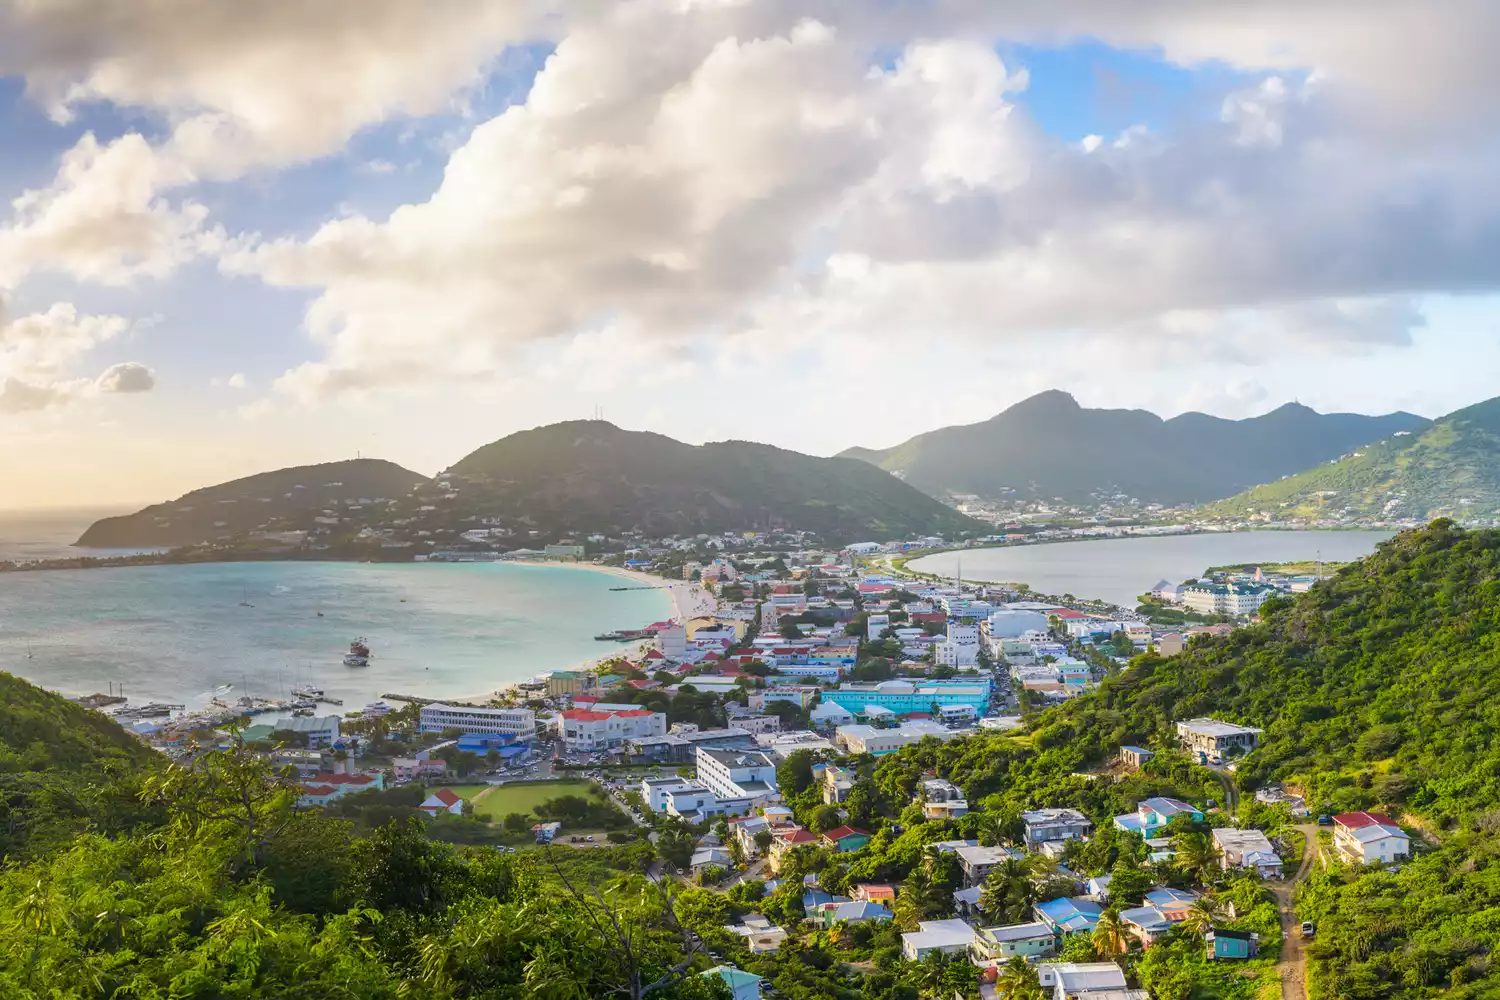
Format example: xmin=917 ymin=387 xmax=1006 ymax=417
xmin=544 ymin=670 xmax=585 ymax=698
xmin=686 ymin=617 xmax=748 ymax=641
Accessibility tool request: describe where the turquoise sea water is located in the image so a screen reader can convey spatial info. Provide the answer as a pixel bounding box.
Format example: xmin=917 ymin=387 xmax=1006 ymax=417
xmin=0 ymin=560 xmax=671 ymax=707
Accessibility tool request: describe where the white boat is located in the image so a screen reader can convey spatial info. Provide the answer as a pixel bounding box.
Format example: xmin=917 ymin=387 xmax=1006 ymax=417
xmin=343 ymin=638 xmax=371 ymax=667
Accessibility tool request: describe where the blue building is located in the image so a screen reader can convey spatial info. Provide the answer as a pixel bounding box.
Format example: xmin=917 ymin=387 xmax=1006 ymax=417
xmin=1206 ymin=929 xmax=1258 ymax=960
xmin=820 ymin=678 xmax=990 ymax=716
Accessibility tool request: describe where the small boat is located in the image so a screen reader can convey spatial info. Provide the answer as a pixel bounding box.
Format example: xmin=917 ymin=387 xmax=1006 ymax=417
xmin=344 ymin=638 xmax=371 ymax=667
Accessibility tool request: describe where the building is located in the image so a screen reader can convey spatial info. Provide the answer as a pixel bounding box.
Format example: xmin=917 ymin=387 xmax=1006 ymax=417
xmin=1113 ymin=797 xmax=1204 ymax=837
xmin=971 ymin=922 xmax=1057 ymax=964
xmin=900 ymin=919 xmax=975 ymax=961
xmin=768 ymin=827 xmax=819 ymax=872
xmin=851 ymin=883 xmax=896 ymax=904
xmin=656 ymin=624 xmax=688 ymax=659
xmin=297 ymin=770 xmax=383 ymax=807
xmin=640 ymin=776 xmax=697 ymax=812
xmin=1333 ymin=811 xmax=1411 ymax=865
xmin=556 ymin=707 xmax=667 ymax=750
xmin=1118 ymin=746 xmax=1155 ymax=769
xmin=811 ymin=900 xmax=893 ymax=928
xmin=956 ymin=845 xmax=1023 ymax=886
xmin=935 ymin=623 xmax=981 ymax=668
xmin=1117 ymin=888 xmax=1198 ymax=948
xmin=419 ymin=704 xmax=537 ymax=738
xmin=820 ymin=764 xmax=856 ymax=804
xmin=418 ymin=788 xmax=465 ymax=817
xmin=1034 ymin=897 xmax=1102 ymax=937
xmin=820 ymin=678 xmax=991 ymax=716
xmin=1206 ymin=929 xmax=1259 ymax=961
xmin=1212 ymin=828 xmax=1284 ymax=877
xmin=696 ymin=747 xmax=780 ymax=803
xmin=920 ymin=778 xmax=969 ymax=820
xmin=866 ymin=614 xmax=890 ymax=641
xmin=701 ymin=965 xmax=763 ymax=1000
xmin=821 ymin=826 xmax=871 ymax=853
xmin=726 ymin=915 xmax=788 ymax=953
xmin=1022 ymin=808 xmax=1093 ymax=846
xmin=834 ymin=722 xmax=964 ymax=755
xmin=1254 ymin=786 xmax=1308 ymax=816
xmin=271 ymin=714 xmax=340 ymax=748
xmin=544 ymin=671 xmax=586 ymax=698
xmin=1036 ymin=962 xmax=1147 ymax=1000
xmin=986 ymin=608 xmax=1050 ymax=638
xmin=1180 ymin=581 xmax=1275 ymax=616
xmin=393 ymin=757 xmax=449 ymax=782
xmin=809 ymin=701 xmax=855 ymax=728
xmin=1175 ymin=718 xmax=1264 ymax=759
xmin=544 ymin=543 xmax=585 ymax=559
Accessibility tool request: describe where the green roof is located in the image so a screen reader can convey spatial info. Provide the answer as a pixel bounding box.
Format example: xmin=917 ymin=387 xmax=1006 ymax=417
xmin=702 ymin=965 xmax=761 ymax=988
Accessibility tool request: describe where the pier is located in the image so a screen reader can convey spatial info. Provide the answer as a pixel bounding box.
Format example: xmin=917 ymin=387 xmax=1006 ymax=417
xmin=381 ymin=692 xmax=437 ymax=705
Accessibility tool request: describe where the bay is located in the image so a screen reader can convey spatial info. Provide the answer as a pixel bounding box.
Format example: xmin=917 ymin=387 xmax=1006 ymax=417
xmin=0 ymin=507 xmax=156 ymax=562
xmin=909 ymin=529 xmax=1397 ymax=608
xmin=0 ymin=560 xmax=671 ymax=708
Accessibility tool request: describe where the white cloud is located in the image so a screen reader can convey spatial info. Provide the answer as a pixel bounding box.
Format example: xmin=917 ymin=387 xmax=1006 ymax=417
xmin=0 ymin=302 xmax=152 ymax=413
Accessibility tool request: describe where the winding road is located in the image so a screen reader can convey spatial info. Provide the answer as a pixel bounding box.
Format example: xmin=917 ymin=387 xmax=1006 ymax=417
xmin=1273 ymin=823 xmax=1320 ymax=1000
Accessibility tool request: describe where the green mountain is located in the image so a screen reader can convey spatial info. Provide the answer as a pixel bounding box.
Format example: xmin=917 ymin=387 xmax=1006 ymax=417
xmin=446 ymin=420 xmax=979 ymax=542
xmin=840 ymin=390 xmax=1427 ymax=504
xmin=1204 ymin=395 xmax=1500 ymax=522
xmin=1043 ymin=521 xmax=1500 ymax=995
xmin=76 ymin=459 xmax=431 ymax=548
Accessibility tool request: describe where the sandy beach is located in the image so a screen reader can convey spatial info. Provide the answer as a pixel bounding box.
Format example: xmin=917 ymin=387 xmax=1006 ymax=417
xmin=449 ymin=561 xmax=720 ymax=704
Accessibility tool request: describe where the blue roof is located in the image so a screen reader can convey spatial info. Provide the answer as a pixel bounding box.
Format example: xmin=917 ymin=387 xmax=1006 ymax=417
xmin=1119 ymin=905 xmax=1171 ymax=932
xmin=1145 ymin=887 xmax=1198 ymax=907
xmin=1035 ymin=897 xmax=1102 ymax=932
xmin=1120 ymin=745 xmax=1152 ymax=754
xmin=829 ymin=901 xmax=892 ymax=922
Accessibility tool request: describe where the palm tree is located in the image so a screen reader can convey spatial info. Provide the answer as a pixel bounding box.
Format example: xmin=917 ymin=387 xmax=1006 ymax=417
xmin=1091 ymin=906 xmax=1130 ymax=956
xmin=994 ymin=956 xmax=1045 ymax=1000
xmin=1173 ymin=830 xmax=1219 ymax=881
xmin=980 ymin=857 xmax=1038 ymax=924
xmin=1180 ymin=894 xmax=1227 ymax=936
xmin=895 ymin=865 xmax=939 ymax=931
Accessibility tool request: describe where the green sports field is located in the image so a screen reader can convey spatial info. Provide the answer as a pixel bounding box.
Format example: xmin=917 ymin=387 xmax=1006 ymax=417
xmin=466 ymin=780 xmax=593 ymax=821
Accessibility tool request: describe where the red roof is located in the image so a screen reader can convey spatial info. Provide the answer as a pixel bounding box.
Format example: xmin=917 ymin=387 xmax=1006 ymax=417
xmin=613 ymin=708 xmax=656 ymax=718
xmin=561 ymin=709 xmax=612 ymax=722
xmin=779 ymin=828 xmax=818 ymax=844
xmin=645 ymin=649 xmax=665 ymax=660
xmin=301 ymin=784 xmax=338 ymax=796
xmin=307 ymin=771 xmax=376 ymax=786
xmin=626 ymin=679 xmax=657 ymax=689
xmin=572 ymin=694 xmax=600 ymax=704
xmin=1333 ymin=811 xmax=1396 ymax=829
xmin=1051 ymin=608 xmax=1086 ymax=619
xmin=821 ymin=825 xmax=869 ymax=842
xmin=899 ymin=712 xmax=933 ymax=720
xmin=428 ymin=788 xmax=463 ymax=806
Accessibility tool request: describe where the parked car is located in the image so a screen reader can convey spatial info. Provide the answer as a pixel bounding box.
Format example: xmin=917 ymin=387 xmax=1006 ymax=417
xmin=1301 ymin=921 xmax=1316 ymax=938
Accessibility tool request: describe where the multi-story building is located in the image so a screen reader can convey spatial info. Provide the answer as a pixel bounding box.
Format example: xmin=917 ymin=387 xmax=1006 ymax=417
xmin=1176 ymin=718 xmax=1263 ymax=759
xmin=557 ymin=707 xmax=666 ymax=750
xmin=1333 ymin=812 xmax=1411 ymax=865
xmin=1179 ymin=582 xmax=1275 ymax=616
xmin=1022 ymin=808 xmax=1093 ymax=846
xmin=419 ymin=704 xmax=537 ymax=738
xmin=820 ymin=678 xmax=991 ymax=716
xmin=820 ymin=764 xmax=856 ymax=804
xmin=543 ymin=670 xmax=587 ymax=698
xmin=695 ymin=747 xmax=780 ymax=803
xmin=935 ymin=623 xmax=981 ymax=669
xmin=920 ymin=778 xmax=969 ymax=820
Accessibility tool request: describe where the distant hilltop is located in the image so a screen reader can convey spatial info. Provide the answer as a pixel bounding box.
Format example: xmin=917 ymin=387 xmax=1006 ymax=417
xmin=76 ymin=421 xmax=980 ymax=551
xmin=1202 ymin=394 xmax=1500 ymax=522
xmin=75 ymin=459 xmax=430 ymax=548
xmin=840 ymin=389 xmax=1427 ymax=505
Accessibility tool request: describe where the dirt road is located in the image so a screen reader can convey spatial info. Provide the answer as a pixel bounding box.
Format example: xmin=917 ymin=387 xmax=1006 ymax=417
xmin=1273 ymin=823 xmax=1320 ymax=1000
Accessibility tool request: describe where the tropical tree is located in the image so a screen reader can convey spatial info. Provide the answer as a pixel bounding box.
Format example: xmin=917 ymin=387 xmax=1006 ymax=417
xmin=1180 ymin=893 xmax=1227 ymax=936
xmin=979 ymin=856 xmax=1039 ymax=924
xmin=994 ymin=956 xmax=1045 ymax=1000
xmin=1172 ymin=830 xmax=1219 ymax=881
xmin=1091 ymin=906 xmax=1130 ymax=956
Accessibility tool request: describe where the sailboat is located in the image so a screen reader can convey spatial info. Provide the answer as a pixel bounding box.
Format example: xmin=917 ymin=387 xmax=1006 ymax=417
xmin=239 ymin=583 xmax=254 ymax=608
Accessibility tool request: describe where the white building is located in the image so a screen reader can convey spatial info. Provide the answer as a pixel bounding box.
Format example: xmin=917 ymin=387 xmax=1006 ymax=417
xmin=986 ymin=608 xmax=1050 ymax=638
xmin=1333 ymin=812 xmax=1411 ymax=865
xmin=640 ymin=777 xmax=697 ymax=811
xmin=418 ymin=704 xmax=536 ymax=738
xmin=866 ymin=614 xmax=890 ymax=641
xmin=1036 ymin=962 xmax=1146 ymax=1000
xmin=656 ymin=624 xmax=688 ymax=658
xmin=557 ymin=707 xmax=667 ymax=750
xmin=1180 ymin=582 xmax=1275 ymax=616
xmin=901 ymin=919 xmax=975 ymax=961
xmin=920 ymin=778 xmax=969 ymax=820
xmin=696 ymin=747 xmax=780 ymax=803
xmin=935 ymin=623 xmax=981 ymax=669
xmin=272 ymin=714 xmax=340 ymax=748
xmin=1176 ymin=718 xmax=1263 ymax=759
xmin=1212 ymin=828 xmax=1283 ymax=878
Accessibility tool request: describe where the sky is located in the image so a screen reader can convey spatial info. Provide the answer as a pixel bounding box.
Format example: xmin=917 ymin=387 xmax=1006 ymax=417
xmin=3 ymin=0 xmax=1500 ymax=509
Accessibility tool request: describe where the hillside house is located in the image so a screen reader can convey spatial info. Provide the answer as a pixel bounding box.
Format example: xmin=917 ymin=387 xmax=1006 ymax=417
xmin=1176 ymin=718 xmax=1263 ymax=760
xmin=417 ymin=788 xmax=464 ymax=817
xmin=921 ymin=778 xmax=970 ymax=820
xmin=1213 ymin=828 xmax=1283 ymax=877
xmin=1113 ymin=797 xmax=1203 ymax=836
xmin=1022 ymin=807 xmax=1093 ymax=846
xmin=1034 ymin=897 xmax=1102 ymax=937
xmin=1333 ymin=811 xmax=1411 ymax=865
xmin=901 ymin=919 xmax=975 ymax=961
xmin=971 ymin=922 xmax=1057 ymax=964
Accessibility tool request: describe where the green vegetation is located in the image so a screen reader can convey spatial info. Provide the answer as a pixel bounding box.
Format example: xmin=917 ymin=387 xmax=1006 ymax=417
xmin=448 ymin=420 xmax=981 ymax=542
xmin=469 ymin=780 xmax=620 ymax=825
xmin=840 ymin=389 xmax=1425 ymax=504
xmin=75 ymin=458 xmax=430 ymax=548
xmin=1203 ymin=395 xmax=1500 ymax=522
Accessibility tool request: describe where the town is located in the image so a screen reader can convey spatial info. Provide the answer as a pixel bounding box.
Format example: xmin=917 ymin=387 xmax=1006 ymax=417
xmin=100 ymin=534 xmax=1416 ymax=999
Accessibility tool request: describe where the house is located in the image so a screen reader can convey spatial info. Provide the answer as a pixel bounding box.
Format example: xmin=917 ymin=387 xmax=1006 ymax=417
xmin=725 ymin=915 xmax=788 ymax=953
xmin=1154 ymin=633 xmax=1186 ymax=656
xmin=768 ymin=826 xmax=818 ymax=872
xmin=417 ymin=787 xmax=465 ymax=817
xmin=1036 ymin=962 xmax=1147 ymax=1000
xmin=1034 ymin=897 xmax=1102 ymax=937
xmin=296 ymin=770 xmax=384 ymax=807
xmin=971 ymin=922 xmax=1057 ymax=964
xmin=921 ymin=778 xmax=970 ymax=820
xmin=821 ymin=826 xmax=871 ymax=853
xmin=801 ymin=889 xmax=850 ymax=915
xmin=690 ymin=848 xmax=734 ymax=872
xmin=852 ymin=883 xmax=896 ymax=904
xmin=1175 ymin=718 xmax=1263 ymax=760
xmin=533 ymin=821 xmax=561 ymax=843
xmin=1113 ymin=797 xmax=1203 ymax=836
xmin=810 ymin=701 xmax=855 ymax=728
xmin=811 ymin=900 xmax=893 ymax=928
xmin=1213 ymin=828 xmax=1284 ymax=877
xmin=1022 ymin=808 xmax=1093 ymax=846
xmin=1118 ymin=746 xmax=1155 ymax=769
xmin=701 ymin=965 xmax=764 ymax=1000
xmin=696 ymin=747 xmax=781 ymax=804
xmin=731 ymin=815 xmax=770 ymax=857
xmin=819 ymin=764 xmax=856 ymax=804
xmin=901 ymin=919 xmax=976 ymax=961
xmin=1333 ymin=811 xmax=1411 ymax=865
xmin=1083 ymin=875 xmax=1112 ymax=902
xmin=271 ymin=714 xmax=341 ymax=748
xmin=1254 ymin=786 xmax=1309 ymax=816
xmin=1206 ymin=928 xmax=1259 ymax=961
xmin=956 ymin=844 xmax=1023 ymax=886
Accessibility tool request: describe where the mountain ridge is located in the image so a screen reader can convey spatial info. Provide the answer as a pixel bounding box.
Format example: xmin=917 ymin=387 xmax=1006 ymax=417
xmin=839 ymin=390 xmax=1428 ymax=504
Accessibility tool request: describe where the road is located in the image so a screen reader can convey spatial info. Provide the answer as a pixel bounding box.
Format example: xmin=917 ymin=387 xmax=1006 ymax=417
xmin=1205 ymin=764 xmax=1239 ymax=815
xmin=1273 ymin=823 xmax=1320 ymax=1000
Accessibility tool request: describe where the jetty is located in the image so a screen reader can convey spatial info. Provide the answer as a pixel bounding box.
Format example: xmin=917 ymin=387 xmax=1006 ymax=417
xmin=381 ymin=692 xmax=436 ymax=705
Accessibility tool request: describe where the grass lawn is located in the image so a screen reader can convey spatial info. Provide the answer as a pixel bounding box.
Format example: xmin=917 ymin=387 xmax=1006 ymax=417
xmin=438 ymin=784 xmax=492 ymax=802
xmin=469 ymin=780 xmax=593 ymax=821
